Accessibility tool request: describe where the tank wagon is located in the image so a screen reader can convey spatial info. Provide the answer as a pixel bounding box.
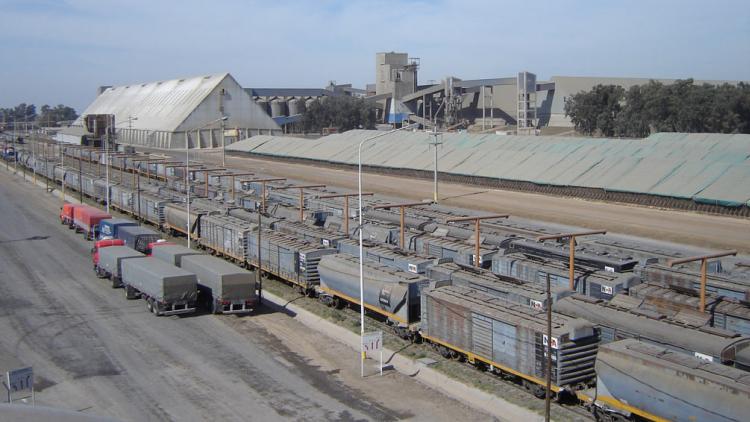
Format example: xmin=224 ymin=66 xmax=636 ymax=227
xmin=246 ymin=230 xmax=337 ymax=294
xmin=593 ymin=338 xmax=750 ymax=422
xmin=336 ymin=239 xmax=442 ymax=274
xmin=180 ymin=254 xmax=256 ymax=314
xmin=629 ymin=283 xmax=750 ymax=336
xmin=553 ymin=294 xmax=750 ymax=368
xmin=95 ymin=245 xmax=145 ymax=287
xmin=318 ymin=253 xmax=429 ymax=337
xmin=163 ymin=202 xmax=217 ymax=238
xmin=116 ymin=225 xmax=162 ymax=254
xmin=492 ymin=253 xmax=641 ymax=299
xmin=420 ymin=285 xmax=599 ymax=398
xmin=427 ymin=262 xmax=573 ymax=310
xmin=120 ymin=257 xmax=197 ymax=316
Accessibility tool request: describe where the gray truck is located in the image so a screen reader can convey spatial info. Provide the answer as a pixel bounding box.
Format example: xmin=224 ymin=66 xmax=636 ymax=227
xmin=180 ymin=254 xmax=256 ymax=314
xmin=120 ymin=257 xmax=198 ymax=316
xmin=95 ymin=246 xmax=145 ymax=288
xmin=150 ymin=244 xmax=202 ymax=266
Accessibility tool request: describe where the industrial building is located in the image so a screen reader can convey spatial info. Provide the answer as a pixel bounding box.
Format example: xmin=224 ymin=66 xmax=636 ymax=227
xmin=65 ymin=73 xmax=281 ymax=149
xmin=245 ymin=52 xmax=746 ymax=133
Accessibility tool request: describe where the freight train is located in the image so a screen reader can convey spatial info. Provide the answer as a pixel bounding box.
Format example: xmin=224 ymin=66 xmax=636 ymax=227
xmin=10 ymin=143 xmax=750 ymax=421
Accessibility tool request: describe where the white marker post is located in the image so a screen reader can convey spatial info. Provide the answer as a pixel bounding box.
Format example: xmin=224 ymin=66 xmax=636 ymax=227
xmin=362 ymin=331 xmax=384 ymax=376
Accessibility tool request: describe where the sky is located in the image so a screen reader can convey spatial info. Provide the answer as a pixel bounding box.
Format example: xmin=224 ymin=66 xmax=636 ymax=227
xmin=1 ymin=0 xmax=748 ymax=112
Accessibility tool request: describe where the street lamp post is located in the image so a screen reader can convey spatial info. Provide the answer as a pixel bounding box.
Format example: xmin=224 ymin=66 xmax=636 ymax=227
xmin=186 ymin=116 xmax=227 ymax=248
xmin=357 ymin=122 xmax=418 ymax=377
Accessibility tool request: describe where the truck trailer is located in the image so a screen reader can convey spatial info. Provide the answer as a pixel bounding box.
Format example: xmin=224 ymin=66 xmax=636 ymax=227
xmin=116 ymin=225 xmax=162 ymax=254
xmin=120 ymin=257 xmax=197 ymax=316
xmin=180 ymin=254 xmax=256 ymax=314
xmin=98 ymin=218 xmax=137 ymax=240
xmin=95 ymin=245 xmax=145 ymax=288
xmin=73 ymin=205 xmax=112 ymax=240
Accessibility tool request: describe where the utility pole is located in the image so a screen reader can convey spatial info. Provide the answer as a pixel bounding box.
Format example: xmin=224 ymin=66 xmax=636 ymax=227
xmin=257 ymin=209 xmax=262 ymax=306
xmin=428 ymin=128 xmax=443 ymax=203
xmin=537 ymin=230 xmax=607 ymax=291
xmin=78 ymin=152 xmax=83 ymax=203
xmin=545 ymin=273 xmax=552 ymax=422
xmin=446 ymin=214 xmax=510 ymax=267
xmin=317 ymin=192 xmax=374 ymax=236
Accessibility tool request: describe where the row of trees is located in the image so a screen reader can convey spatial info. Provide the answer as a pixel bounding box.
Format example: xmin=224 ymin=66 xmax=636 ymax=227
xmin=0 ymin=103 xmax=78 ymax=128
xmin=301 ymin=96 xmax=377 ymax=132
xmin=563 ymin=80 xmax=750 ymax=137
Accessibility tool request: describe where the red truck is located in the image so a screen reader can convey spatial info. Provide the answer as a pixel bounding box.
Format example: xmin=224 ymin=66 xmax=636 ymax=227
xmin=91 ymin=239 xmax=125 ymax=268
xmin=60 ymin=203 xmax=85 ymax=228
xmin=73 ymin=205 xmax=112 ymax=240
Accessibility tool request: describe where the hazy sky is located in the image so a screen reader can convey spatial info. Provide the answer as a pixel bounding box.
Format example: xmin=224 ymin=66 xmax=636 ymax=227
xmin=1 ymin=0 xmax=748 ymax=112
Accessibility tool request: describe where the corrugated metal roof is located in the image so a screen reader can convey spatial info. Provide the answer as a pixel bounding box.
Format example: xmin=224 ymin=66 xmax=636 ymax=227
xmin=228 ymin=130 xmax=750 ymax=207
xmin=75 ymin=73 xmax=231 ymax=132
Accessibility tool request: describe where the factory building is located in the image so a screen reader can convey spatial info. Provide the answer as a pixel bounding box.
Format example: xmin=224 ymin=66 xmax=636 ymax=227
xmin=69 ymin=73 xmax=281 ymax=149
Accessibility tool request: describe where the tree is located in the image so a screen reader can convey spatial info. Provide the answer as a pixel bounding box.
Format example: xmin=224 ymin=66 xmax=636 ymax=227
xmin=302 ymin=96 xmax=376 ymax=133
xmin=564 ymin=84 xmax=624 ymax=136
xmin=565 ymin=80 xmax=750 ymax=137
xmin=38 ymin=104 xmax=79 ymax=127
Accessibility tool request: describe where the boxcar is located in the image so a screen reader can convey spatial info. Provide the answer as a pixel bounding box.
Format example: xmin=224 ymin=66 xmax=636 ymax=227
xmin=420 ymin=285 xmax=599 ymax=397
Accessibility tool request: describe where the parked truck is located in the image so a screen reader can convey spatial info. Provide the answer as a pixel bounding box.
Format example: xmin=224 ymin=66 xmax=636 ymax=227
xmin=97 ymin=218 xmax=137 ymax=240
xmin=91 ymin=238 xmax=125 ymax=268
xmin=95 ymin=245 xmax=144 ymax=288
xmin=60 ymin=203 xmax=85 ymax=227
xmin=120 ymin=257 xmax=198 ymax=316
xmin=116 ymin=225 xmax=162 ymax=254
xmin=150 ymin=244 xmax=201 ymax=266
xmin=180 ymin=254 xmax=256 ymax=314
xmin=73 ymin=205 xmax=112 ymax=240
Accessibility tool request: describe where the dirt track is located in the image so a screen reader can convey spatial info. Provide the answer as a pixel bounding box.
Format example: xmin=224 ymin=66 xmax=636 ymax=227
xmin=187 ymin=150 xmax=750 ymax=253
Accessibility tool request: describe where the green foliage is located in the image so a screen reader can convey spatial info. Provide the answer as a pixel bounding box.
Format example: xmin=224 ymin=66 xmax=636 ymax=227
xmin=302 ymin=96 xmax=377 ymax=132
xmin=0 ymin=103 xmax=78 ymax=128
xmin=564 ymin=80 xmax=750 ymax=137
xmin=38 ymin=104 xmax=79 ymax=126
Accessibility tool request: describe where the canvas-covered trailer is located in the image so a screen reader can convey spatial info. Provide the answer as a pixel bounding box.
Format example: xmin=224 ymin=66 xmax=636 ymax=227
xmin=151 ymin=244 xmax=202 ymax=266
xmin=593 ymin=338 xmax=750 ymax=422
xmin=120 ymin=257 xmax=197 ymax=316
xmin=98 ymin=218 xmax=137 ymax=240
xmin=95 ymin=245 xmax=145 ymax=287
xmin=117 ymin=225 xmax=162 ymax=254
xmin=420 ymin=285 xmax=599 ymax=396
xmin=180 ymin=254 xmax=257 ymax=314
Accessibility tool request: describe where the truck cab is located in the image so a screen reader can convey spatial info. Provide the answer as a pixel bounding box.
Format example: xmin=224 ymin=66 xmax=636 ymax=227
xmin=91 ymin=239 xmax=125 ymax=267
xmin=60 ymin=203 xmax=84 ymax=227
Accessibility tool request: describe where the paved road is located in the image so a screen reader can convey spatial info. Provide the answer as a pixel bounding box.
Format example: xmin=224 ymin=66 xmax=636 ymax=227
xmin=184 ymin=149 xmax=747 ymax=253
xmin=0 ymin=169 xmax=494 ymax=421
